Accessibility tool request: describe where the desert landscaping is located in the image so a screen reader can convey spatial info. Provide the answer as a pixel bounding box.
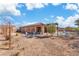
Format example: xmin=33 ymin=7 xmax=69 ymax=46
xmin=0 ymin=33 xmax=79 ymax=56
xmin=0 ymin=3 xmax=79 ymax=56
xmin=0 ymin=18 xmax=79 ymax=56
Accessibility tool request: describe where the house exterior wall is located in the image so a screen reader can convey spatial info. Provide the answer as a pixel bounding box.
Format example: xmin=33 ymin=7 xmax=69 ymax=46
xmin=20 ymin=23 xmax=46 ymax=34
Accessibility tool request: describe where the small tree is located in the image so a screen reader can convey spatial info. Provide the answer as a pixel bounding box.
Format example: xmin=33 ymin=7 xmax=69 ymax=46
xmin=2 ymin=16 xmax=13 ymax=49
xmin=47 ymin=23 xmax=56 ymax=34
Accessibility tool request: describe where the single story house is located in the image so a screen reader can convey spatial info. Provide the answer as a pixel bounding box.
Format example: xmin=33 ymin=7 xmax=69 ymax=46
xmin=19 ymin=23 xmax=47 ymax=34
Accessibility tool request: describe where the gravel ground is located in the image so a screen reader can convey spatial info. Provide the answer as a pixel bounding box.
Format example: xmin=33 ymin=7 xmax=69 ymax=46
xmin=0 ymin=35 xmax=79 ymax=56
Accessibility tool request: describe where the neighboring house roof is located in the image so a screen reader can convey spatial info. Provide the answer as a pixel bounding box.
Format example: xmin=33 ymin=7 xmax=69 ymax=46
xmin=58 ymin=27 xmax=79 ymax=32
xmin=58 ymin=28 xmax=64 ymax=32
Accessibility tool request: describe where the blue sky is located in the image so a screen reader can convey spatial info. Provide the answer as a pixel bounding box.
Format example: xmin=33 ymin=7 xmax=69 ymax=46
xmin=0 ymin=3 xmax=79 ymax=28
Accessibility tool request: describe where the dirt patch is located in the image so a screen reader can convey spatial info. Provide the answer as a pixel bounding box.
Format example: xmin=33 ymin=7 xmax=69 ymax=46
xmin=0 ymin=35 xmax=79 ymax=56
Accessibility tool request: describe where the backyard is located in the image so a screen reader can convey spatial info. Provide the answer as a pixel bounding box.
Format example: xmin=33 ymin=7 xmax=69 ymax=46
xmin=0 ymin=34 xmax=79 ymax=56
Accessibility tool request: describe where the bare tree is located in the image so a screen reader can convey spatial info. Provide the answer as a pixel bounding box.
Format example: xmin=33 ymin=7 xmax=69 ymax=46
xmin=2 ymin=16 xmax=13 ymax=49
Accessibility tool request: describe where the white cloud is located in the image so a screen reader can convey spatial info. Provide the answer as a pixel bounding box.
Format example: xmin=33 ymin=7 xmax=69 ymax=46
xmin=25 ymin=3 xmax=61 ymax=10
xmin=65 ymin=3 xmax=78 ymax=10
xmin=0 ymin=3 xmax=48 ymax=15
xmin=55 ymin=14 xmax=79 ymax=27
xmin=64 ymin=3 xmax=79 ymax=14
xmin=0 ymin=3 xmax=61 ymax=15
xmin=0 ymin=3 xmax=21 ymax=16
xmin=25 ymin=3 xmax=48 ymax=10
xmin=55 ymin=16 xmax=65 ymax=27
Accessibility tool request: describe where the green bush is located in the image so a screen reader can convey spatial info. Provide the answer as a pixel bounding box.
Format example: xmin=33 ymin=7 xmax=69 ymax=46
xmin=47 ymin=24 xmax=56 ymax=33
